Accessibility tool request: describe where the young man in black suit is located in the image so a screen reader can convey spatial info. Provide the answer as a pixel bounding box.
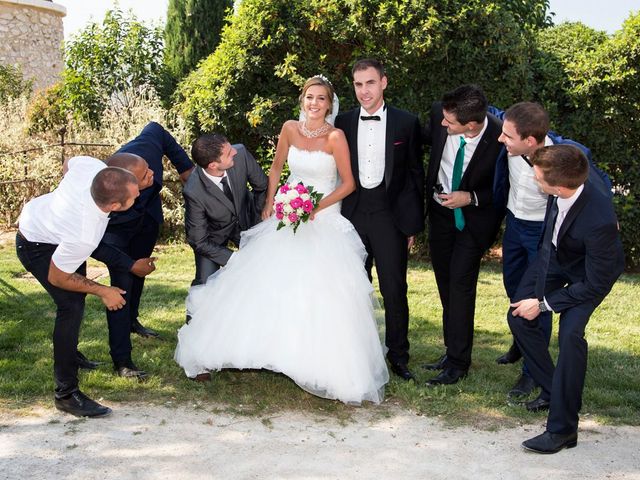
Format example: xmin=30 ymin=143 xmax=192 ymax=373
xmin=422 ymin=85 xmax=503 ymax=385
xmin=509 ymin=144 xmax=624 ymax=454
xmin=335 ymin=58 xmax=424 ymax=381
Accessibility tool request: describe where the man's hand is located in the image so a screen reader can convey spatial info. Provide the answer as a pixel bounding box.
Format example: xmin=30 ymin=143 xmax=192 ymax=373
xmin=130 ymin=257 xmax=157 ymax=277
xmin=439 ymin=191 xmax=471 ymax=209
xmin=510 ymin=298 xmax=541 ymax=321
xmin=261 ymin=203 xmax=274 ymax=220
xmin=100 ymin=286 xmax=127 ymax=311
xmin=407 ymin=236 xmax=416 ymax=250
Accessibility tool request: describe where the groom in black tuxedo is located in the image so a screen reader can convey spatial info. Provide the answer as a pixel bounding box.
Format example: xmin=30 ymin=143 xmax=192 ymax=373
xmin=335 ymin=58 xmax=425 ymax=380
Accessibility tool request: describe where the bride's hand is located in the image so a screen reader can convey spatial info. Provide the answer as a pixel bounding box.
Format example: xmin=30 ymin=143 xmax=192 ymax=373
xmin=261 ymin=203 xmax=274 ymax=220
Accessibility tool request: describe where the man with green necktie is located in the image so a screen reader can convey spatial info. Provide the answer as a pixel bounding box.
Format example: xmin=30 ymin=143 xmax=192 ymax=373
xmin=422 ymin=84 xmax=504 ymax=385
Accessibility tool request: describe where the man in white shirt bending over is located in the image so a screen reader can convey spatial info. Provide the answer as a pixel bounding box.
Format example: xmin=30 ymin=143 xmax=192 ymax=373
xmin=16 ymin=156 xmax=139 ymax=417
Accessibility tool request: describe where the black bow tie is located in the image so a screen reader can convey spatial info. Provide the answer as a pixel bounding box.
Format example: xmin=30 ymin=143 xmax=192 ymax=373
xmin=360 ymin=115 xmax=381 ymax=121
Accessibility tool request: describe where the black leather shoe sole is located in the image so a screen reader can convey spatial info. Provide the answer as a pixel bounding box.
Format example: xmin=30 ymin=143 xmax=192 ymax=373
xmin=116 ymin=367 xmax=148 ymax=381
xmin=522 ymin=431 xmax=578 ymax=454
xmin=525 ymin=397 xmax=550 ymax=412
xmin=54 ymin=393 xmax=112 ymax=418
xmin=131 ymin=322 xmax=160 ymax=338
xmin=389 ymin=363 xmax=415 ymax=381
xmin=426 ymin=368 xmax=468 ymax=386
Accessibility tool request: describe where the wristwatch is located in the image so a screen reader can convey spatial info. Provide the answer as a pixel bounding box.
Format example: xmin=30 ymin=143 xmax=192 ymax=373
xmin=469 ymin=192 xmax=477 ymax=206
xmin=538 ymin=301 xmax=549 ymax=313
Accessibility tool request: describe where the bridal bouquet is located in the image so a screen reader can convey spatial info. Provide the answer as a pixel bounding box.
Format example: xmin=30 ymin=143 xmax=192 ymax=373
xmin=274 ymin=182 xmax=323 ymax=233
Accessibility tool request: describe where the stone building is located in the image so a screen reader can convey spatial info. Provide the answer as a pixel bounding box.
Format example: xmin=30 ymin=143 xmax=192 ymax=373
xmin=0 ymin=0 xmax=66 ymax=91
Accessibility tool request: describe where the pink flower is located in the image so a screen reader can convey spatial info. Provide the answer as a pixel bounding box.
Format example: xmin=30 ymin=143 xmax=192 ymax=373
xmin=275 ymin=202 xmax=284 ymax=213
xmin=290 ymin=197 xmax=303 ymax=209
xmin=279 ymin=184 xmax=290 ymax=194
xmin=275 ymin=211 xmax=284 ymax=220
xmin=288 ymin=212 xmax=299 ymax=223
xmin=302 ymin=200 xmax=314 ymax=213
xmin=295 ymin=183 xmax=308 ymax=194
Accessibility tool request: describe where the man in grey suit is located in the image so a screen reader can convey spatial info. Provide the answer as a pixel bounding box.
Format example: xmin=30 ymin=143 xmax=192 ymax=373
xmin=183 ymin=133 xmax=268 ymax=287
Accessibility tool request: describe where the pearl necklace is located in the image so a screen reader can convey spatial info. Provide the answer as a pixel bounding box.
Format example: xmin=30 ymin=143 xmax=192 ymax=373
xmin=300 ymin=121 xmax=331 ymax=138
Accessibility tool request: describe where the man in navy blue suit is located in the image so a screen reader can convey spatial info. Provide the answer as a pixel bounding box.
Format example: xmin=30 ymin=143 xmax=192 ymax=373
xmin=92 ymin=122 xmax=194 ymax=378
xmin=491 ymin=102 xmax=611 ymax=398
xmin=508 ymin=144 xmax=623 ymax=454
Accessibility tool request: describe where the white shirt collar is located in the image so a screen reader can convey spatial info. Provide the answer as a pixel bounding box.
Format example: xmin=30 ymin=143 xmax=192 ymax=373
xmin=557 ymin=183 xmax=584 ymax=214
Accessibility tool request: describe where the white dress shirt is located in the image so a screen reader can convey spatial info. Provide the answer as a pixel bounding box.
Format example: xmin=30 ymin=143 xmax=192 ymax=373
xmin=203 ymin=169 xmax=232 ymax=194
xmin=552 ymin=184 xmax=584 ymax=247
xmin=507 ymin=136 xmax=554 ymax=221
xmin=434 ymin=118 xmax=488 ymax=205
xmin=18 ymin=156 xmax=109 ymax=273
xmin=357 ymin=104 xmax=387 ymax=189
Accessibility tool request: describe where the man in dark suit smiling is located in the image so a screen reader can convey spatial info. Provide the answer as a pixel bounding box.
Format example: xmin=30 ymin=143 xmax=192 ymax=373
xmin=509 ymin=144 xmax=624 ymax=454
xmin=335 ymin=58 xmax=424 ymax=381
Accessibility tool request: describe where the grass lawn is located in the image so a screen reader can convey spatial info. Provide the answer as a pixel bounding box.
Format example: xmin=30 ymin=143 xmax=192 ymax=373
xmin=1 ymin=238 xmax=638 ymax=428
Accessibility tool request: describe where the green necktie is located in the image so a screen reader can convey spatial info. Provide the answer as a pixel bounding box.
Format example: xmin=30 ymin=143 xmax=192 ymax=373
xmin=451 ymin=136 xmax=466 ymax=231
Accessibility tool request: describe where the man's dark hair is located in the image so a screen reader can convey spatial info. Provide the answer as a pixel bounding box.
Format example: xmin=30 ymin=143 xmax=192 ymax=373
xmin=90 ymin=167 xmax=137 ymax=206
xmin=352 ymin=58 xmax=385 ymax=78
xmin=191 ymin=133 xmax=229 ymax=168
xmin=441 ymin=84 xmax=488 ymax=125
xmin=531 ymin=144 xmax=589 ymax=189
xmin=504 ymin=102 xmax=549 ymax=144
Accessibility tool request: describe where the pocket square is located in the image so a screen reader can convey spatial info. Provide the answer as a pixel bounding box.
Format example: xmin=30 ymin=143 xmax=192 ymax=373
xmin=394 ymin=141 xmax=404 ymax=146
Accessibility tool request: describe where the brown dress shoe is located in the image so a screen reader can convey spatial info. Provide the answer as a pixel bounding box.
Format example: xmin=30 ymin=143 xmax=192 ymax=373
xmin=190 ymin=373 xmax=212 ymax=382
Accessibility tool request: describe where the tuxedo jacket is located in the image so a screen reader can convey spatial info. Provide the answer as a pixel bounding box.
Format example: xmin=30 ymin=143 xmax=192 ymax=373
xmin=535 ymin=171 xmax=624 ymax=312
xmin=183 ymin=144 xmax=268 ymax=266
xmin=335 ymin=105 xmax=425 ymax=236
xmin=423 ymin=102 xmax=503 ymax=250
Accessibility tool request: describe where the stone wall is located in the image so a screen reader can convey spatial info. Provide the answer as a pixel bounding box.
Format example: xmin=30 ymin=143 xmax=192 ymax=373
xmin=0 ymin=0 xmax=66 ymax=91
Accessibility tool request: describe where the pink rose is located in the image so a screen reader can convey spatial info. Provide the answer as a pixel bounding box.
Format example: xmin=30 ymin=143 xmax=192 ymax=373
xmin=275 ymin=211 xmax=284 ymax=220
xmin=295 ymin=183 xmax=308 ymax=194
xmin=275 ymin=202 xmax=284 ymax=213
xmin=288 ymin=212 xmax=299 ymax=223
xmin=290 ymin=197 xmax=303 ymax=209
xmin=302 ymin=200 xmax=314 ymax=213
xmin=279 ymin=184 xmax=290 ymax=194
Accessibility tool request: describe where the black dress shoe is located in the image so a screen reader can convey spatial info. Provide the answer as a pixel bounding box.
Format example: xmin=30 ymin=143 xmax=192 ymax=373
xmin=426 ymin=367 xmax=468 ymax=386
xmin=525 ymin=394 xmax=550 ymax=412
xmin=522 ymin=431 xmax=578 ymax=454
xmin=76 ymin=350 xmax=101 ymax=370
xmin=389 ymin=362 xmax=415 ymax=381
xmin=496 ymin=344 xmax=522 ymax=364
xmin=421 ymin=354 xmax=447 ymax=371
xmin=114 ymin=361 xmax=148 ymax=380
xmin=131 ymin=319 xmax=160 ymax=338
xmin=508 ymin=374 xmax=538 ymax=398
xmin=55 ymin=391 xmax=112 ymax=418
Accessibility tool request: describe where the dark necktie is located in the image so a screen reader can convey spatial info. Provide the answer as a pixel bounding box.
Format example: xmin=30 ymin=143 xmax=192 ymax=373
xmin=535 ymin=197 xmax=559 ymax=300
xmin=360 ymin=115 xmax=381 ymax=121
xmin=451 ymin=136 xmax=466 ymax=231
xmin=220 ymin=176 xmax=234 ymax=204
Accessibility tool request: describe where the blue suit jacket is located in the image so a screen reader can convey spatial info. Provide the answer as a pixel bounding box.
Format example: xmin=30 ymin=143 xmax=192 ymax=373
xmin=535 ymin=171 xmax=624 ymax=312
xmin=92 ymin=122 xmax=194 ymax=270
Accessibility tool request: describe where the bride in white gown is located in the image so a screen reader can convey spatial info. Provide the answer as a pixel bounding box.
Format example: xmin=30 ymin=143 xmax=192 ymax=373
xmin=175 ymin=75 xmax=389 ymax=404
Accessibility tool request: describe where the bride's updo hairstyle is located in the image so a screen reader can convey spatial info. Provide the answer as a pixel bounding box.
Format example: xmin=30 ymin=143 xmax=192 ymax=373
xmin=299 ymin=75 xmax=336 ymax=116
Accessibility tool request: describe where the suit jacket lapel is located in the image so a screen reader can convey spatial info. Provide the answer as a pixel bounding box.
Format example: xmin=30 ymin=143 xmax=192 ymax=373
xmin=557 ymin=181 xmax=590 ymax=245
xmin=198 ymin=168 xmax=235 ymax=213
xmin=348 ymin=110 xmax=360 ymax=183
xmin=384 ymin=106 xmax=395 ymax=188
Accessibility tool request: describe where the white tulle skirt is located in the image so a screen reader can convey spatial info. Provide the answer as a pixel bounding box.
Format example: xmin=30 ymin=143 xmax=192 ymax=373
xmin=174 ymin=208 xmax=389 ymax=404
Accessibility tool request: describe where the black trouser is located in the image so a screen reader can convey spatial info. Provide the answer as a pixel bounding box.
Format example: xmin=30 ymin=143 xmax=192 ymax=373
xmin=103 ymin=214 xmax=159 ymax=363
xmin=428 ymin=200 xmax=485 ymax=371
xmin=508 ymin=255 xmax=595 ymax=434
xmin=350 ymin=184 xmax=410 ymax=365
xmin=16 ymin=233 xmax=86 ymax=398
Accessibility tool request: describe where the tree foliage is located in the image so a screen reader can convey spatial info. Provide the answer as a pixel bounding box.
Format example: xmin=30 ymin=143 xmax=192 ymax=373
xmin=0 ymin=64 xmax=32 ymax=104
xmin=530 ymin=15 xmax=640 ymax=267
xmin=175 ymin=0 xmax=548 ymax=153
xmin=164 ymin=0 xmax=233 ymax=95
xmin=60 ymin=8 xmax=165 ymax=126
